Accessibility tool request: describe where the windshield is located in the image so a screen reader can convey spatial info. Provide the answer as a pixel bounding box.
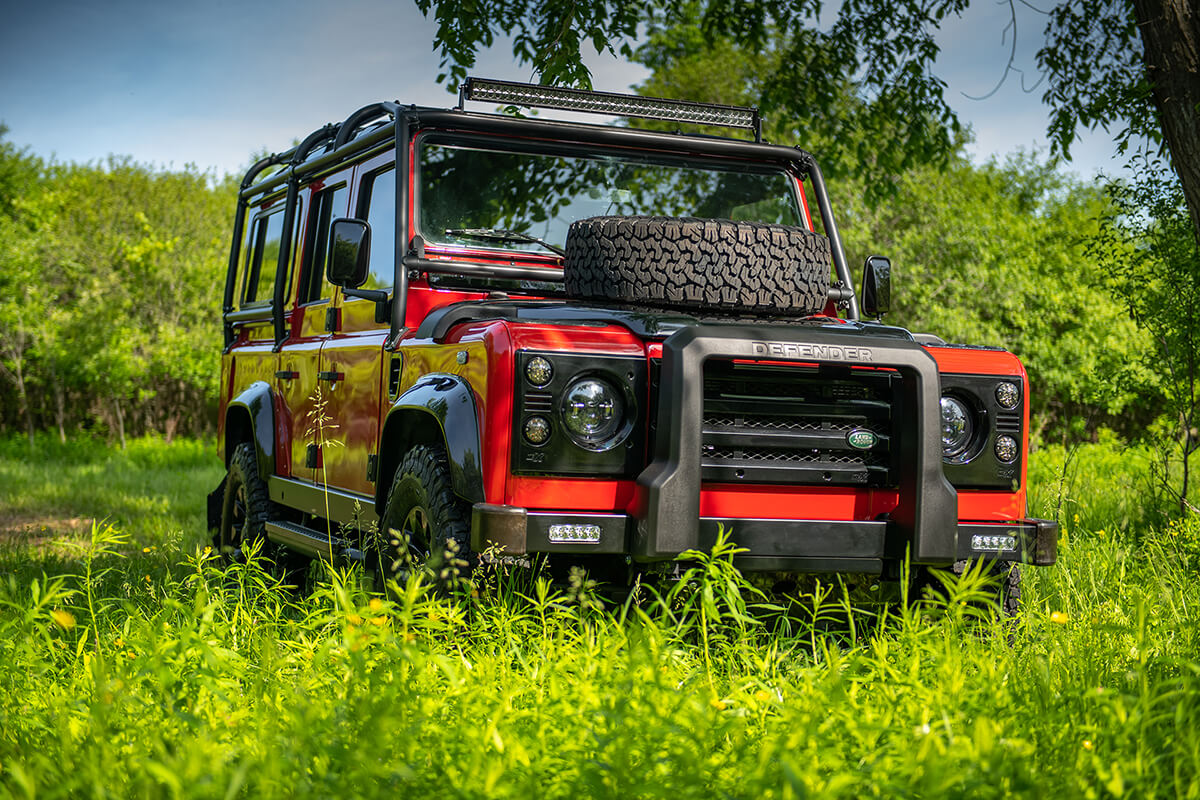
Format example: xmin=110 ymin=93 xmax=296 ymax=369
xmin=417 ymin=137 xmax=804 ymax=255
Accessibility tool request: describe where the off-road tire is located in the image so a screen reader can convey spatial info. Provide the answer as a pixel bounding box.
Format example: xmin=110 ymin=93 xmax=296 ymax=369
xmin=954 ymin=559 xmax=1022 ymax=618
xmin=563 ymin=216 xmax=832 ymax=316
xmin=911 ymin=560 xmax=1022 ymax=618
xmin=216 ymin=442 xmax=274 ymax=561
xmin=374 ymin=445 xmax=473 ymax=590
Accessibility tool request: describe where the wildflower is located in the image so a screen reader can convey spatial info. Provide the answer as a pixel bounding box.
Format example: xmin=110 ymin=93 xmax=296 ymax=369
xmin=50 ymin=609 xmax=76 ymax=630
xmin=203 ymin=546 xmax=212 ymax=557
xmin=754 ymin=690 xmax=772 ymax=703
xmin=1050 ymin=611 xmax=1070 ymax=625
xmin=709 ymin=698 xmax=728 ymax=710
xmin=368 ymin=598 xmax=383 ymax=612
xmin=142 ymin=547 xmax=152 ymax=553
xmin=144 ymin=575 xmax=152 ymax=583
xmin=369 ymin=616 xmax=387 ymax=626
xmin=347 ymin=613 xmax=364 ymax=626
xmin=114 ymin=637 xmax=125 ymax=648
xmin=1083 ymin=740 xmax=1094 ymax=751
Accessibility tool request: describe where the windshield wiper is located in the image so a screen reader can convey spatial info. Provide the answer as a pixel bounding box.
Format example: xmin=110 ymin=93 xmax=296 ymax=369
xmin=444 ymin=228 xmax=565 ymax=256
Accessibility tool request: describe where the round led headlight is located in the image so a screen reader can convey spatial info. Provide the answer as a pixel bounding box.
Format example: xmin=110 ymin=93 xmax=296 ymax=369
xmin=940 ymin=396 xmax=974 ymax=457
xmin=994 ymin=434 xmax=1018 ymax=463
xmin=523 ymin=415 xmax=551 ymax=445
xmin=561 ymin=378 xmax=624 ymax=449
xmin=995 ymin=381 xmax=1020 ymax=410
xmin=525 ymin=356 xmax=553 ymax=388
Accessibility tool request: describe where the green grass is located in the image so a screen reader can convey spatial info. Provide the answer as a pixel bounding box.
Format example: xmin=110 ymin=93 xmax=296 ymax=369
xmin=2 ymin=436 xmax=1199 ymax=798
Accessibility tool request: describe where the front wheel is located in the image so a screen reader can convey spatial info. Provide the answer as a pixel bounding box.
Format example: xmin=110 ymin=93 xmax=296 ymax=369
xmin=911 ymin=560 xmax=1022 ymax=618
xmin=373 ymin=444 xmax=473 ymax=590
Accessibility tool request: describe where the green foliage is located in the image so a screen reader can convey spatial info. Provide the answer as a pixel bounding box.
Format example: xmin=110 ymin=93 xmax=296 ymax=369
xmin=3 ymin=437 xmax=1200 ymax=796
xmin=1038 ymin=0 xmax=1152 ymax=161
xmin=1090 ymin=167 xmax=1200 ymax=511
xmin=841 ymin=152 xmax=1155 ymax=437
xmin=0 ymin=131 xmax=234 ymax=442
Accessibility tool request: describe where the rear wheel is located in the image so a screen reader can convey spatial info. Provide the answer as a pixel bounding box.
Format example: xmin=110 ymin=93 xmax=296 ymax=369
xmin=216 ymin=442 xmax=273 ymax=561
xmin=216 ymin=441 xmax=309 ymax=584
xmin=373 ymin=445 xmax=473 ymax=590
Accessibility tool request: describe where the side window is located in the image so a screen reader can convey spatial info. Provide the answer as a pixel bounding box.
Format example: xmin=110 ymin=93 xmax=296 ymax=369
xmin=358 ymin=167 xmax=396 ymax=292
xmin=240 ymin=207 xmax=286 ymax=307
xmin=299 ymin=183 xmax=348 ymax=304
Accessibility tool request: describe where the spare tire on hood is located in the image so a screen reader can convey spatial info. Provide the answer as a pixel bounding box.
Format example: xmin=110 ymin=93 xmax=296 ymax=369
xmin=563 ymin=216 xmax=832 ymax=316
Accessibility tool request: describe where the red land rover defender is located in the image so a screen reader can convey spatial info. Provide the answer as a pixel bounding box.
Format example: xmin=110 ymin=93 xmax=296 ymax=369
xmin=209 ymin=78 xmax=1057 ymax=595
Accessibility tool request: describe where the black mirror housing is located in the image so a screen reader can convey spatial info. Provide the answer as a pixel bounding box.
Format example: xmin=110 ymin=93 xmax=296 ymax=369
xmin=862 ymin=255 xmax=891 ymax=318
xmin=327 ymin=218 xmax=371 ymax=289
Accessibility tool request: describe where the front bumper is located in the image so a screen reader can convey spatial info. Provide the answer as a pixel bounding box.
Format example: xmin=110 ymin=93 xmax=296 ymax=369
xmin=471 ymin=505 xmax=1058 ymax=572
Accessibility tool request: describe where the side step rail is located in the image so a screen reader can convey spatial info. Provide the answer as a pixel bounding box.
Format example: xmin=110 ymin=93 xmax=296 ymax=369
xmin=264 ymin=520 xmax=364 ymax=564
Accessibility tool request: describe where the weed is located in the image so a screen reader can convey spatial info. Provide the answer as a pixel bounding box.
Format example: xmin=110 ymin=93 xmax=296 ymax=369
xmin=1 ymin=438 xmax=1199 ymax=797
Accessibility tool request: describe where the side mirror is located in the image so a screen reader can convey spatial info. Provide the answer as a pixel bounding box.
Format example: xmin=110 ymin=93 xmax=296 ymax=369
xmin=327 ymin=218 xmax=371 ymax=289
xmin=861 ymin=255 xmax=891 ymax=318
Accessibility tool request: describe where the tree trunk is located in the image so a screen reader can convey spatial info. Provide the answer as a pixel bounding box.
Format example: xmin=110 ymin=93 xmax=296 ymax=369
xmin=55 ymin=390 xmax=66 ymax=443
xmin=1132 ymin=0 xmax=1200 ymax=246
xmin=18 ymin=368 xmax=33 ymax=448
xmin=113 ymin=397 xmax=126 ymax=450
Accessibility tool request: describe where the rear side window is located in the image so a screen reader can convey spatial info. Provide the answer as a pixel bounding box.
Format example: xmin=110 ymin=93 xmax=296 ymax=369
xmin=358 ymin=167 xmax=396 ymax=292
xmin=241 ymin=207 xmax=286 ymax=307
xmin=299 ymin=183 xmax=348 ymax=304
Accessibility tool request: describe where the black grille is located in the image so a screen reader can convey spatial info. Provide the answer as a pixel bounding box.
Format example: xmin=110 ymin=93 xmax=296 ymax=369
xmin=996 ymin=412 xmax=1022 ymax=435
xmin=699 ymin=361 xmax=897 ymax=486
xmin=524 ymin=391 xmax=554 ymax=414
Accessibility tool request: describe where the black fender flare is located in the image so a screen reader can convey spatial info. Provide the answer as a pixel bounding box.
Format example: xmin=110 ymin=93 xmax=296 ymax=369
xmin=224 ymin=380 xmax=276 ymax=482
xmin=376 ymin=373 xmax=485 ymax=514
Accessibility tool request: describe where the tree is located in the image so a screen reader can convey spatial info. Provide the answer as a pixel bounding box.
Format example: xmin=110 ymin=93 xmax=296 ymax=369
xmin=0 ymin=128 xmax=45 ymax=445
xmin=415 ymin=0 xmax=1200 ymax=246
xmin=1092 ymin=169 xmax=1200 ymax=511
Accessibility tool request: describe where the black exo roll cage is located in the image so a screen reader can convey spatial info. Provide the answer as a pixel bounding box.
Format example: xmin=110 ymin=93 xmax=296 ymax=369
xmin=221 ymin=78 xmax=860 ymax=351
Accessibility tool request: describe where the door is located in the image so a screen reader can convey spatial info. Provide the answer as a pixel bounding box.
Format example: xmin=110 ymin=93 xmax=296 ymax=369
xmin=276 ymin=173 xmax=351 ymax=483
xmin=318 ymin=155 xmax=397 ymax=495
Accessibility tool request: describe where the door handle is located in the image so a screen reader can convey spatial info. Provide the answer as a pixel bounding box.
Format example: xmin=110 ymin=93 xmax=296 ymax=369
xmin=317 ymin=371 xmax=344 ymax=382
xmin=275 ymin=370 xmax=299 ymax=380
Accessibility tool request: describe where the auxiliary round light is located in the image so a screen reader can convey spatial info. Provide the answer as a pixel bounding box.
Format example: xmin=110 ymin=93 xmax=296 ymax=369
xmin=561 ymin=378 xmax=624 ymax=448
xmin=995 ymin=381 xmax=1020 ymax=410
xmin=525 ymin=356 xmax=554 ymax=387
xmin=523 ymin=415 xmax=551 ymax=445
xmin=994 ymin=434 xmax=1018 ymax=464
xmin=940 ymin=396 xmax=973 ymax=457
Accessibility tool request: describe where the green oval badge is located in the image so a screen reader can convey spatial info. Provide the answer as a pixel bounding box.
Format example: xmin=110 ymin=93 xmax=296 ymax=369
xmin=847 ymin=429 xmax=878 ymax=450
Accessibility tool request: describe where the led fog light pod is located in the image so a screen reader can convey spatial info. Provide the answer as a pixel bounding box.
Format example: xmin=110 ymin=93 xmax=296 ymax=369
xmin=994 ymin=434 xmax=1018 ymax=463
xmin=995 ymin=381 xmax=1020 ymax=409
xmin=525 ymin=356 xmax=553 ymax=387
xmin=523 ymin=415 xmax=551 ymax=445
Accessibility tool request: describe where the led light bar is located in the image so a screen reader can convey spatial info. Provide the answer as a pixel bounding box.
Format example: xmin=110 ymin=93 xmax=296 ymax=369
xmin=462 ymin=77 xmax=762 ymax=139
xmin=548 ymin=524 xmax=602 ymax=544
xmin=971 ymin=534 xmax=1018 ymax=553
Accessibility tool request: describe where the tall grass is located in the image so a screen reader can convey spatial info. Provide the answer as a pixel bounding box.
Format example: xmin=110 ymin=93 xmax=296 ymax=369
xmin=1 ymin=437 xmax=1198 ymax=798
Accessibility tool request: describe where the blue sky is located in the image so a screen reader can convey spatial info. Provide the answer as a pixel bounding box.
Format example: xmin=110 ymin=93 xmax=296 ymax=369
xmin=0 ymin=0 xmax=1123 ymax=181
